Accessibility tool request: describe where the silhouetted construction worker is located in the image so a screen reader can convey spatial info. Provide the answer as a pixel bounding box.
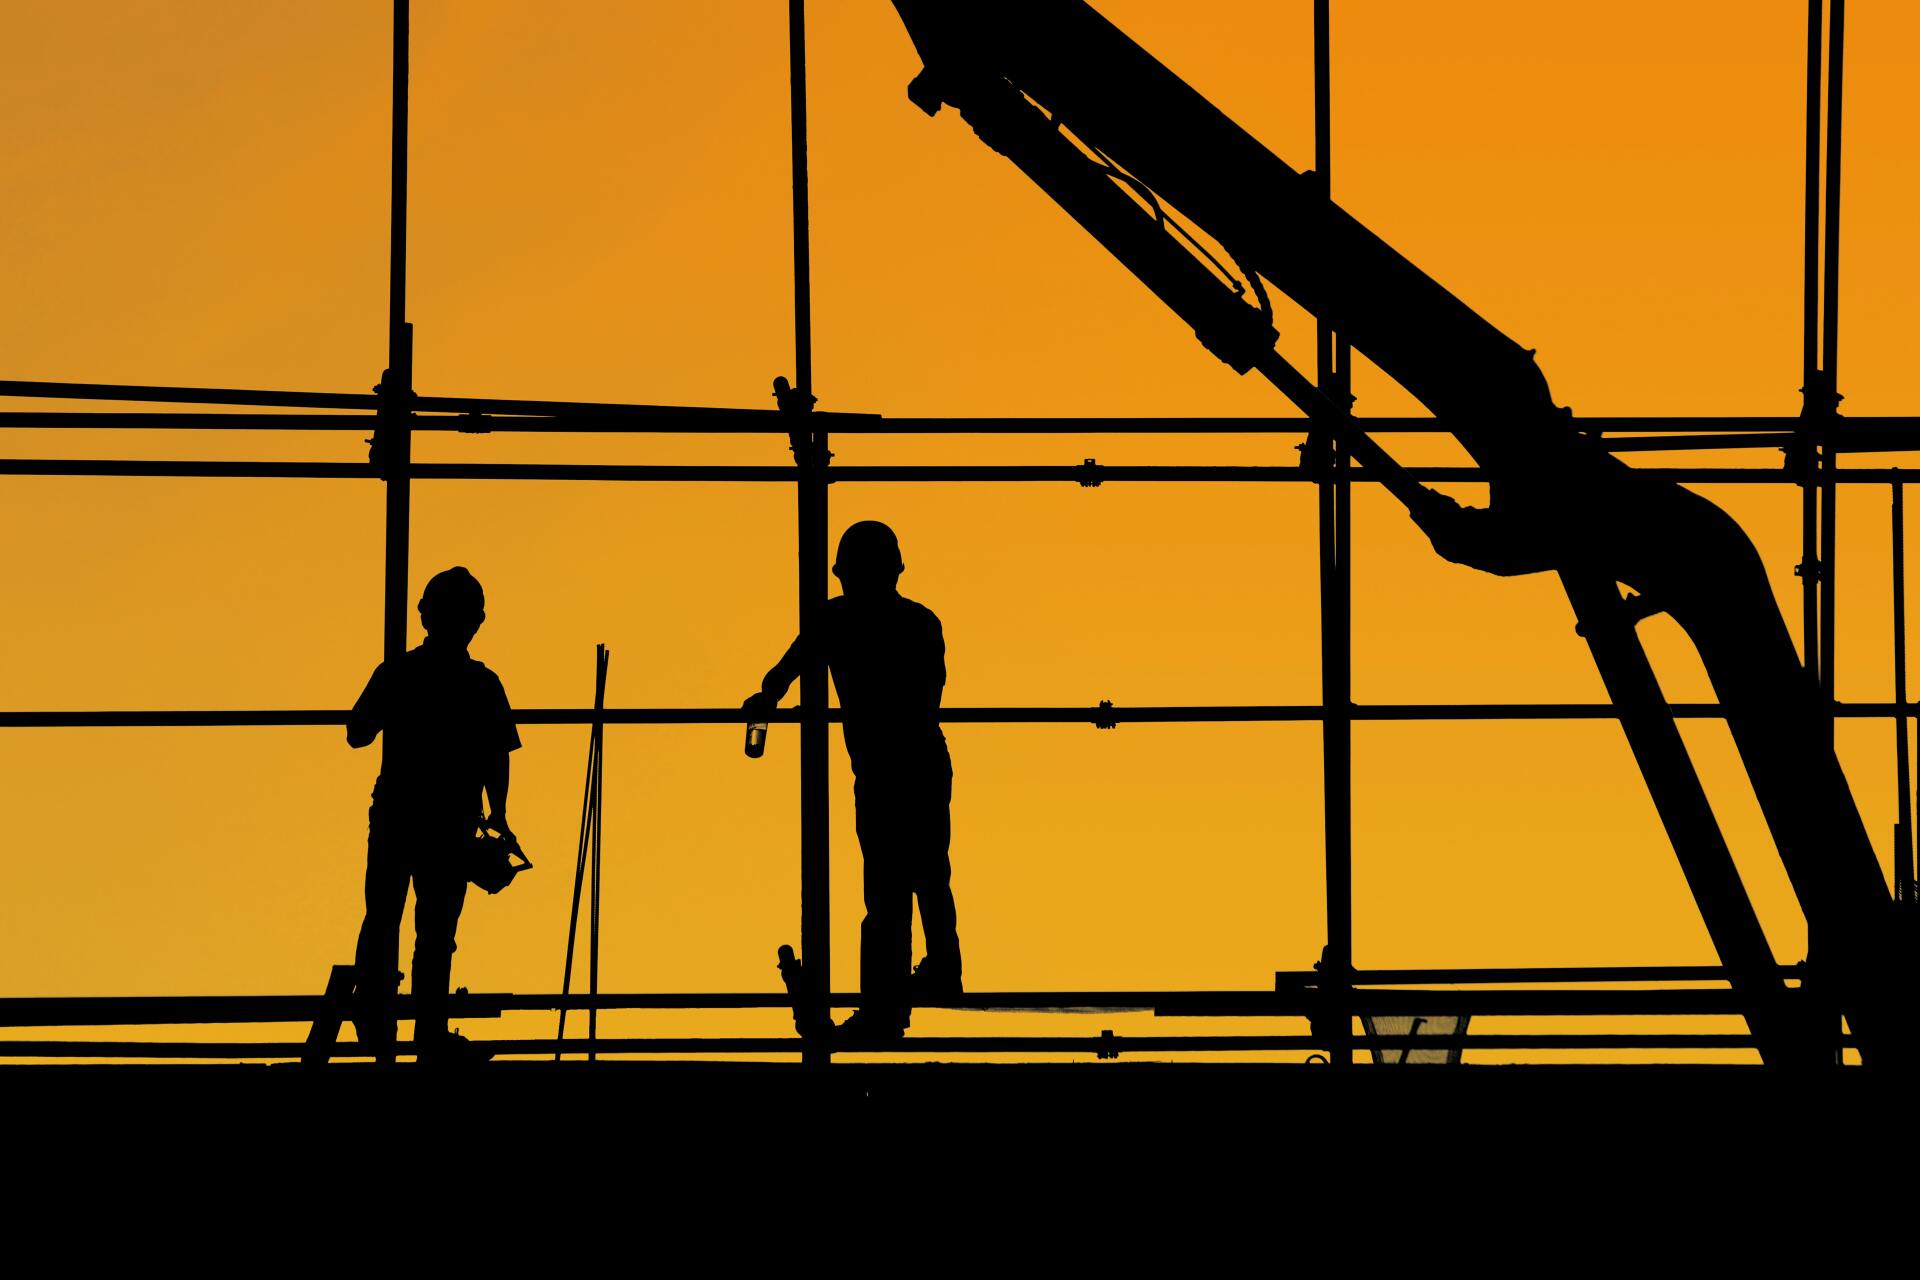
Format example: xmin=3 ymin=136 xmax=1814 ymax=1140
xmin=347 ymin=566 xmax=520 ymax=1063
xmin=745 ymin=521 xmax=960 ymax=1044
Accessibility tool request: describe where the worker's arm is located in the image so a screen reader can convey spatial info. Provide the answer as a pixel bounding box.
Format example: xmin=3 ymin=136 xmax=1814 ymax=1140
xmin=485 ymin=675 xmax=522 ymax=834
xmin=743 ymin=634 xmax=805 ymax=718
xmin=925 ymin=614 xmax=948 ymax=708
xmin=345 ymin=663 xmax=386 ymax=748
xmin=1408 ymin=490 xmax=1557 ymax=578
xmin=484 ymin=752 xmax=511 ymax=836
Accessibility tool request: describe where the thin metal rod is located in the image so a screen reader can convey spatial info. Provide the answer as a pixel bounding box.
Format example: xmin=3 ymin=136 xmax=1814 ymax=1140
xmin=1312 ymin=0 xmax=1353 ymax=1070
xmin=12 ymin=700 xmax=1920 ymax=729
xmin=1897 ymin=483 xmax=1915 ymax=902
xmin=588 ymin=657 xmax=606 ymax=1061
xmin=6 ymin=988 xmax=1778 ymax=1019
xmin=0 ymin=417 xmax=1893 ymax=452
xmin=0 ymin=968 xmax=1825 ymax=1025
xmin=788 ymin=0 xmax=830 ymax=1066
xmin=379 ymin=0 xmax=413 ymax=668
xmin=0 ymin=381 xmax=378 ymax=410
xmin=1803 ymin=0 xmax=1825 ymax=402
xmin=18 ymin=458 xmax=1920 ymax=485
xmin=1799 ymin=1 xmax=1826 ymax=686
xmin=6 ymin=392 xmax=1919 ymax=436
xmin=1803 ymin=454 xmax=1821 ymax=674
xmin=0 ymin=1032 xmax=1851 ymax=1060
xmin=1821 ymin=439 xmax=1838 ymax=732
xmin=556 ymin=647 xmax=608 ymax=1055
xmin=1815 ymin=0 xmax=1845 ymax=737
xmin=790 ymin=0 xmax=812 ymax=402
xmin=390 ymin=0 xmax=408 ymax=373
xmin=1821 ymin=0 xmax=1845 ymax=388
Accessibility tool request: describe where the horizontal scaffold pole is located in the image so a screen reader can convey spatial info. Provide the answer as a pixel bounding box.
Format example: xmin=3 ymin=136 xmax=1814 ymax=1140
xmin=0 ymin=1032 xmax=1849 ymax=1059
xmin=0 ymin=977 xmax=1822 ymax=1026
xmin=7 ymin=458 xmax=1920 ymax=484
xmin=1 ymin=385 xmax=1913 ymax=439
xmin=2 ymin=702 xmax=1915 ymax=728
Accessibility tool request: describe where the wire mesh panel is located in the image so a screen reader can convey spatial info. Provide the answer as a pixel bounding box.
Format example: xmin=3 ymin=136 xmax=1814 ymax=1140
xmin=1361 ymin=1014 xmax=1469 ymax=1065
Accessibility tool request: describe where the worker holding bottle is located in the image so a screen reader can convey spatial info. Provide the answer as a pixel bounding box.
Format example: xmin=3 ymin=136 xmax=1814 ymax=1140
xmin=742 ymin=521 xmax=961 ymax=1044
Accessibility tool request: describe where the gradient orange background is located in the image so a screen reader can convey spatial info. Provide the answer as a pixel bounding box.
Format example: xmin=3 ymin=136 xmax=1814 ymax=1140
xmin=2 ymin=1 xmax=1915 ymax=1061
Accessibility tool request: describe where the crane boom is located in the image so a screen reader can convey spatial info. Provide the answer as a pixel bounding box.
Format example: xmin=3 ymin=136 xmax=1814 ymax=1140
xmin=892 ymin=0 xmax=1909 ymax=1067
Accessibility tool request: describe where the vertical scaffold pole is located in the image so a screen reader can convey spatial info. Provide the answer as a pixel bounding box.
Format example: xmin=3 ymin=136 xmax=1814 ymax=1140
xmin=1817 ymin=0 xmax=1845 ymax=728
xmin=1798 ymin=0 xmax=1824 ymax=686
xmin=1821 ymin=0 xmax=1846 ymax=400
xmin=788 ymin=0 xmax=831 ymax=1065
xmin=1313 ymin=0 xmax=1354 ymax=1069
xmin=1893 ymin=482 xmax=1913 ymax=904
xmin=378 ymin=0 xmax=413 ymax=667
xmin=1798 ymin=0 xmax=1847 ymax=1057
xmin=588 ymin=649 xmax=606 ymax=1062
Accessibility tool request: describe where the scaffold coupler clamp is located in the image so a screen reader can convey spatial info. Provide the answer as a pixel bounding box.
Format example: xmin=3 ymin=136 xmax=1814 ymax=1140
xmin=1305 ymin=947 xmax=1349 ymax=1048
xmin=1783 ymin=382 xmax=1844 ymax=482
xmin=1297 ymin=428 xmax=1335 ymax=478
xmin=368 ymin=367 xmax=416 ymax=474
xmin=1799 ymin=369 xmax=1844 ymax=423
xmin=1077 ymin=458 xmax=1103 ymax=487
xmin=1781 ymin=431 xmax=1819 ymax=483
xmin=773 ymin=376 xmax=829 ymax=469
xmin=1097 ymin=1029 xmax=1121 ymax=1060
xmin=1094 ymin=700 xmax=1118 ymax=730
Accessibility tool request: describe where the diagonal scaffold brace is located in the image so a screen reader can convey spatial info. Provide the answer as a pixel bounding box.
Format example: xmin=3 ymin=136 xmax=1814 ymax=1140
xmin=555 ymin=644 xmax=610 ymax=1060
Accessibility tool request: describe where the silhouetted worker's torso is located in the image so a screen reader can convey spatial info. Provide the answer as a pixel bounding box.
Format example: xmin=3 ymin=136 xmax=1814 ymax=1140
xmin=823 ymin=592 xmax=949 ymax=779
xmin=351 ymin=642 xmax=520 ymax=824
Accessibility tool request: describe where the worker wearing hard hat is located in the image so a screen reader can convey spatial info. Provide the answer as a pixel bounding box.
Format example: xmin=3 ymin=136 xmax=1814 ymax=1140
xmin=744 ymin=521 xmax=961 ymax=1044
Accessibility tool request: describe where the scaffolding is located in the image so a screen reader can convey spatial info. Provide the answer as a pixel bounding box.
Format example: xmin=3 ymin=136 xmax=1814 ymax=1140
xmin=0 ymin=1 xmax=1912 ymax=1068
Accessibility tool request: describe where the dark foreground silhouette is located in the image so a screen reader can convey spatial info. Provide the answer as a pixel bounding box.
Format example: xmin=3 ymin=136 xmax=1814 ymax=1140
xmin=747 ymin=521 xmax=960 ymax=1044
xmin=347 ymin=566 xmax=520 ymax=1062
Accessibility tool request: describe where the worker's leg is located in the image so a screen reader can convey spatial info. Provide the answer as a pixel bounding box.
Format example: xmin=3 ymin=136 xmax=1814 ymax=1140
xmin=351 ymin=812 xmax=408 ymax=1057
xmin=854 ymin=778 xmax=913 ymax=1028
xmin=911 ymin=771 xmax=961 ymax=988
xmin=410 ymin=832 xmax=470 ymax=1049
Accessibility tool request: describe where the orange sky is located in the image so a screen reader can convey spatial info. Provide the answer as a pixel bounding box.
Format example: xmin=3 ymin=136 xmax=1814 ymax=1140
xmin=1 ymin=1 xmax=1915 ymax=1063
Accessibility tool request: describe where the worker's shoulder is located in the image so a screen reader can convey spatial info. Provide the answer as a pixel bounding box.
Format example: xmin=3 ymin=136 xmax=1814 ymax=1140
xmin=400 ymin=645 xmax=509 ymax=693
xmin=464 ymin=655 xmax=510 ymax=694
xmin=824 ymin=593 xmax=941 ymax=631
xmin=895 ymin=594 xmax=944 ymax=630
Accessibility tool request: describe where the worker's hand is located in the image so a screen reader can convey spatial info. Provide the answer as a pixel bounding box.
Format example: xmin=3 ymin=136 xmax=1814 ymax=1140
xmin=742 ymin=692 xmax=776 ymax=719
xmin=484 ymin=812 xmax=513 ymax=840
xmin=1409 ymin=494 xmax=1555 ymax=578
xmin=1408 ymin=493 xmax=1475 ymax=564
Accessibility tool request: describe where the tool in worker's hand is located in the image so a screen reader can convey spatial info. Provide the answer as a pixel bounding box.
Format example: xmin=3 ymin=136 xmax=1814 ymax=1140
xmin=777 ymin=944 xmax=832 ymax=1040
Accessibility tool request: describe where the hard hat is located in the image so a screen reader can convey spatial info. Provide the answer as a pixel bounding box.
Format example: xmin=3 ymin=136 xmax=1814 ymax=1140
xmin=834 ymin=521 xmax=904 ymax=575
xmin=419 ymin=566 xmax=485 ymax=621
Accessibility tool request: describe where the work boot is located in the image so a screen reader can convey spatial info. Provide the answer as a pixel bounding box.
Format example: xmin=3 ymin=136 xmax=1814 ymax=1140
xmin=414 ymin=1028 xmax=491 ymax=1067
xmin=833 ymin=1007 xmax=909 ymax=1048
xmin=908 ymin=959 xmax=963 ymax=1003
